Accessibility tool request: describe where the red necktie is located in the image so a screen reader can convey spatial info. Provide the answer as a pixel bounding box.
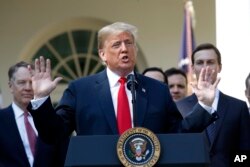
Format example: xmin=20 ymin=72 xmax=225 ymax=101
xmin=24 ymin=112 xmax=37 ymax=156
xmin=117 ymin=77 xmax=132 ymax=134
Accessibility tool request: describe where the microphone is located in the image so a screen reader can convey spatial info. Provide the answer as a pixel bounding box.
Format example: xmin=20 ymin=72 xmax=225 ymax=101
xmin=127 ymin=74 xmax=138 ymax=127
xmin=127 ymin=74 xmax=138 ymax=91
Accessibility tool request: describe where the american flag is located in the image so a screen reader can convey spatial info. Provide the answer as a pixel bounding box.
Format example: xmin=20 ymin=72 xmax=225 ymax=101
xmin=179 ymin=0 xmax=196 ymax=74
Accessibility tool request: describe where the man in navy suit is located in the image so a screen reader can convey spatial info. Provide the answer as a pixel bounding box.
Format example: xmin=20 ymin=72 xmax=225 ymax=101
xmin=177 ymin=43 xmax=250 ymax=167
xmin=28 ymin=22 xmax=220 ymax=164
xmin=0 ymin=61 xmax=62 ymax=167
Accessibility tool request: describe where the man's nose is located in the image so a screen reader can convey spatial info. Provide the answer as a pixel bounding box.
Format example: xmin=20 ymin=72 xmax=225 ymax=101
xmin=121 ymin=42 xmax=128 ymax=51
xmin=24 ymin=82 xmax=32 ymax=90
xmin=173 ymin=86 xmax=179 ymax=92
xmin=202 ymin=64 xmax=208 ymax=68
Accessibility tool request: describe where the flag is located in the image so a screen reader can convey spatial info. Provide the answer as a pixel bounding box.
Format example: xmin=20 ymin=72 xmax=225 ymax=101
xmin=179 ymin=0 xmax=196 ymax=95
xmin=179 ymin=0 xmax=196 ymax=74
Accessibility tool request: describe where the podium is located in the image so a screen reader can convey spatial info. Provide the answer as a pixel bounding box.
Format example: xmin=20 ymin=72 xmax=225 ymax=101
xmin=64 ymin=133 xmax=210 ymax=167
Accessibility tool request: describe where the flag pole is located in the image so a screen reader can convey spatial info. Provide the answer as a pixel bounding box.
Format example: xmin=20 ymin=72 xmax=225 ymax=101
xmin=179 ymin=0 xmax=196 ymax=95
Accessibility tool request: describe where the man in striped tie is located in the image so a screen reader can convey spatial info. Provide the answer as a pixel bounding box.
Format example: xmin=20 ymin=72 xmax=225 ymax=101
xmin=177 ymin=43 xmax=250 ymax=167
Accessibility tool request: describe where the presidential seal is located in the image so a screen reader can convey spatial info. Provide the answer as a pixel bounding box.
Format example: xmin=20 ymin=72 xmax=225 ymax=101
xmin=117 ymin=127 xmax=161 ymax=167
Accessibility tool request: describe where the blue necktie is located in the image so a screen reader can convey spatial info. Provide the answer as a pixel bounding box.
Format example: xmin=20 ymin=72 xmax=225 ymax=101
xmin=206 ymin=121 xmax=216 ymax=144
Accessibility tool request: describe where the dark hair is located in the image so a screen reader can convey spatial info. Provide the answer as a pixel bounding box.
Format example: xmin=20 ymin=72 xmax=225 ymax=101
xmin=191 ymin=43 xmax=222 ymax=65
xmin=142 ymin=67 xmax=167 ymax=84
xmin=245 ymin=73 xmax=250 ymax=88
xmin=164 ymin=67 xmax=187 ymax=84
xmin=8 ymin=61 xmax=32 ymax=81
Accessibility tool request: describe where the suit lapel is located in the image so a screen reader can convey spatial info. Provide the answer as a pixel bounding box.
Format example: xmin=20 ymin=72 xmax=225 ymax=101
xmin=210 ymin=92 xmax=228 ymax=147
xmin=96 ymin=70 xmax=118 ymax=134
xmin=135 ymin=82 xmax=148 ymax=127
xmin=134 ymin=74 xmax=148 ymax=127
xmin=4 ymin=106 xmax=30 ymax=165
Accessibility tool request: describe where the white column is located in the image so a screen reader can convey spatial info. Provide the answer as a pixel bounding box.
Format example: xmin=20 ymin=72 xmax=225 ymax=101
xmin=216 ymin=0 xmax=250 ymax=102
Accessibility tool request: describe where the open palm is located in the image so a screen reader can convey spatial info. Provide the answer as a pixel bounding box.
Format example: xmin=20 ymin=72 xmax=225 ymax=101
xmin=191 ymin=67 xmax=220 ymax=106
xmin=30 ymin=56 xmax=62 ymax=99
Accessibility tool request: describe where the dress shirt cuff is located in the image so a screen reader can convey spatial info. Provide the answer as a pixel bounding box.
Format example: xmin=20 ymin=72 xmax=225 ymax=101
xmin=31 ymin=96 xmax=49 ymax=110
xmin=198 ymin=101 xmax=215 ymax=114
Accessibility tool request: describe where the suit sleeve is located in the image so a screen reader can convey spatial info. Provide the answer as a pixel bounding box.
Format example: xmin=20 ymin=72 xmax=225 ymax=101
xmin=180 ymin=103 xmax=218 ymax=133
xmin=28 ymin=97 xmax=71 ymax=144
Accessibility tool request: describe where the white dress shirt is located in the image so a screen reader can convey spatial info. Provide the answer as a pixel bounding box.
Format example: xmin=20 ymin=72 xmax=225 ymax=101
xmin=106 ymin=68 xmax=134 ymax=127
xmin=13 ymin=102 xmax=38 ymax=167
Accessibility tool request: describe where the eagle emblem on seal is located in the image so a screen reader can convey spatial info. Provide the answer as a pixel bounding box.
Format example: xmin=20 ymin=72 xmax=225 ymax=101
xmin=129 ymin=138 xmax=150 ymax=161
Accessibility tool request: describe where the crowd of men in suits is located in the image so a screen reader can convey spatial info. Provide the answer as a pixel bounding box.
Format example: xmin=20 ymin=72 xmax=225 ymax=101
xmin=0 ymin=22 xmax=249 ymax=167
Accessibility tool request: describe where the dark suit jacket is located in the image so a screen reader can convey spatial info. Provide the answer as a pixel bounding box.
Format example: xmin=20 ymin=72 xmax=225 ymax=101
xmin=176 ymin=93 xmax=250 ymax=167
xmin=29 ymin=70 xmax=217 ymax=165
xmin=0 ymin=105 xmax=61 ymax=167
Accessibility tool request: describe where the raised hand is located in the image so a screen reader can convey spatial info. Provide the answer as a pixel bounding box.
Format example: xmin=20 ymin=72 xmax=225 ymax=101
xmin=29 ymin=56 xmax=62 ymax=99
xmin=191 ymin=66 xmax=220 ymax=106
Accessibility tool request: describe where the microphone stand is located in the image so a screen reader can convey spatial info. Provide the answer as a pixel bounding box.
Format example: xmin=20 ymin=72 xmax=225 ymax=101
xmin=127 ymin=74 xmax=138 ymax=127
xmin=131 ymin=79 xmax=137 ymax=127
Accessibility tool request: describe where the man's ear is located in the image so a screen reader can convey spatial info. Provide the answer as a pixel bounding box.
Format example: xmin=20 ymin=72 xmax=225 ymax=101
xmin=8 ymin=81 xmax=12 ymax=88
xmin=8 ymin=81 xmax=14 ymax=94
xmin=98 ymin=49 xmax=106 ymax=62
xmin=218 ymin=64 xmax=222 ymax=73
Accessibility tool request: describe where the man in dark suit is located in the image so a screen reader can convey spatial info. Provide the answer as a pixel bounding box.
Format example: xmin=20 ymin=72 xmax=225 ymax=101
xmin=0 ymin=62 xmax=61 ymax=167
xmin=28 ymin=22 xmax=219 ymax=164
xmin=177 ymin=43 xmax=250 ymax=167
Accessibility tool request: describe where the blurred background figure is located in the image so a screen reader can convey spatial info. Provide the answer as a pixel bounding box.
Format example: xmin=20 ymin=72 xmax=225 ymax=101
xmin=142 ymin=67 xmax=167 ymax=84
xmin=245 ymin=73 xmax=250 ymax=112
xmin=164 ymin=67 xmax=188 ymax=102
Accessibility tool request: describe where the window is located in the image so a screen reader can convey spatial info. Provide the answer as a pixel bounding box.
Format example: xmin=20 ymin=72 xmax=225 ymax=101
xmin=20 ymin=18 xmax=147 ymax=102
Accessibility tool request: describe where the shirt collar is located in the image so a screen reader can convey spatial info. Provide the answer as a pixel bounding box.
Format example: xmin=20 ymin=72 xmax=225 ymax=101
xmin=12 ymin=102 xmax=25 ymax=119
xmin=212 ymin=89 xmax=220 ymax=110
xmin=106 ymin=67 xmax=134 ymax=87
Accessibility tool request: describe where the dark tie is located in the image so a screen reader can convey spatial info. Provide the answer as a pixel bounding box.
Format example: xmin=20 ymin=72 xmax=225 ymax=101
xmin=206 ymin=121 xmax=216 ymax=144
xmin=24 ymin=112 xmax=37 ymax=156
xmin=117 ymin=77 xmax=132 ymax=134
